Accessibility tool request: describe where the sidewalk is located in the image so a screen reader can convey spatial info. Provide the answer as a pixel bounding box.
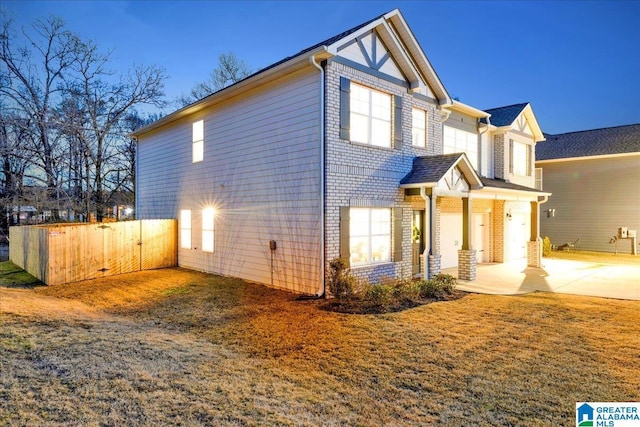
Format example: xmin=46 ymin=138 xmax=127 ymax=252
xmin=446 ymin=258 xmax=640 ymax=300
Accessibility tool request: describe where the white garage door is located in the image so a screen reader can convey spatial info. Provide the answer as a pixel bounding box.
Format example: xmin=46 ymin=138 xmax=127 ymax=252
xmin=507 ymin=212 xmax=527 ymax=261
xmin=441 ymin=214 xmax=462 ymax=269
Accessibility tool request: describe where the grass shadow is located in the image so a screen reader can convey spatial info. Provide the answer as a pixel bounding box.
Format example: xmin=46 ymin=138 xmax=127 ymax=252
xmin=0 ymin=261 xmax=44 ymax=289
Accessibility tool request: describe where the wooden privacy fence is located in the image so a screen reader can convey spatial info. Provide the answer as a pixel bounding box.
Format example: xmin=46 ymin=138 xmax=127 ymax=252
xmin=9 ymin=220 xmax=177 ymax=286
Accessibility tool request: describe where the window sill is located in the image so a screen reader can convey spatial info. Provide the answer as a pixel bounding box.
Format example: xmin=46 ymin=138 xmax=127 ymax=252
xmin=350 ymin=261 xmax=395 ymax=269
xmin=347 ymin=140 xmax=395 ymax=152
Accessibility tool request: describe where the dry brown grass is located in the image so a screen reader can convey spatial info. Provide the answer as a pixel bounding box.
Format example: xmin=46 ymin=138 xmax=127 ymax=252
xmin=1 ymin=265 xmax=639 ymax=426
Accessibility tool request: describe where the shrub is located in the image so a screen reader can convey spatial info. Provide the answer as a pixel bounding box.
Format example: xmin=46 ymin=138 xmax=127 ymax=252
xmin=419 ymin=273 xmax=456 ymax=300
xmin=327 ymin=258 xmax=356 ymax=300
xmin=365 ymin=283 xmax=394 ymax=306
xmin=391 ymin=278 xmax=420 ymax=301
xmin=542 ymin=236 xmax=553 ymax=257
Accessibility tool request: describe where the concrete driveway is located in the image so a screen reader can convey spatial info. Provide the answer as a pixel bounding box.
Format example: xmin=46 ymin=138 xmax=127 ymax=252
xmin=447 ymin=258 xmax=640 ymax=300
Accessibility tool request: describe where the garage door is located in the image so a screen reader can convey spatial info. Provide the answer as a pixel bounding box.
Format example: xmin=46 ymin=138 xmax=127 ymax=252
xmin=441 ymin=214 xmax=462 ymax=269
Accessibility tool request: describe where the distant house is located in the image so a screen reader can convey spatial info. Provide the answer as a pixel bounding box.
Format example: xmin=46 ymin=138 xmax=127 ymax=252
xmin=132 ymin=9 xmax=548 ymax=295
xmin=536 ymin=124 xmax=640 ymax=253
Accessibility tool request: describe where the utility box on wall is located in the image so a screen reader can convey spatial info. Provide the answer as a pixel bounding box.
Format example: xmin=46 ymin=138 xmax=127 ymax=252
xmin=618 ymin=227 xmax=628 ymax=239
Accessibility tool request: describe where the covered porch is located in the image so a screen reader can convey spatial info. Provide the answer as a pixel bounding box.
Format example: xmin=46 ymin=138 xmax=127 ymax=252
xmin=402 ymin=153 xmax=550 ymax=282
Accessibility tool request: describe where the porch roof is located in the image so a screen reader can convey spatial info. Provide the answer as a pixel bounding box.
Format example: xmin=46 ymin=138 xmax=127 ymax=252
xmin=399 ymin=153 xmax=482 ymax=188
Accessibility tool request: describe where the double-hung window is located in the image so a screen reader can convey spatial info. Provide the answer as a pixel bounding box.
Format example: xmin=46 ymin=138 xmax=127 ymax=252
xmin=349 ymin=208 xmax=391 ymax=265
xmin=511 ymin=140 xmax=530 ymax=176
xmin=350 ymin=83 xmax=392 ymax=147
xmin=192 ymin=120 xmax=204 ymax=163
xmin=202 ymin=208 xmax=215 ymax=253
xmin=412 ymin=108 xmax=427 ymax=147
xmin=443 ymin=126 xmax=478 ymax=169
xmin=180 ymin=209 xmax=192 ymax=249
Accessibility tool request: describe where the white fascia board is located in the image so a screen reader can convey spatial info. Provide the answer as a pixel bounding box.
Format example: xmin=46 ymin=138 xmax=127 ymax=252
xmin=521 ymin=104 xmax=545 ymax=142
xmin=535 ymin=151 xmax=640 ymax=164
xmin=447 ymin=100 xmax=490 ymax=118
xmin=132 ymin=46 xmax=332 ymax=138
xmin=399 ymin=182 xmax=437 ymax=189
xmin=471 ymin=187 xmax=550 ymax=201
xmin=385 ymin=11 xmax=452 ymax=105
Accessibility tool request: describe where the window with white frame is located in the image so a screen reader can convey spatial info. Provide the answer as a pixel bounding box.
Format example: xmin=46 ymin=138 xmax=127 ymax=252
xmin=443 ymin=126 xmax=478 ymax=169
xmin=202 ymin=208 xmax=215 ymax=253
xmin=511 ymin=140 xmax=530 ymax=176
xmin=412 ymin=108 xmax=427 ymax=147
xmin=349 ymin=208 xmax=391 ymax=265
xmin=192 ymin=120 xmax=204 ymax=163
xmin=350 ymin=83 xmax=392 ymax=147
xmin=180 ymin=209 xmax=191 ymax=249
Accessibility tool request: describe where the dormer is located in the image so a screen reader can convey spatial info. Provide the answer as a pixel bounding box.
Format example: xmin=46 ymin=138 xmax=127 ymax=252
xmin=482 ymin=103 xmax=544 ymax=188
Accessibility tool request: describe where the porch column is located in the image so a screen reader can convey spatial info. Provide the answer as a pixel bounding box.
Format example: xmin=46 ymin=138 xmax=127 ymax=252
xmin=527 ymin=200 xmax=542 ymax=268
xmin=458 ymin=197 xmax=476 ymax=281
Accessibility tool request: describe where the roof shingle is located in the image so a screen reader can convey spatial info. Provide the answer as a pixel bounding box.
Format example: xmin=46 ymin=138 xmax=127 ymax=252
xmin=536 ymin=124 xmax=640 ymax=160
xmin=400 ymin=153 xmax=464 ymax=185
xmin=480 ymin=103 xmax=528 ymax=126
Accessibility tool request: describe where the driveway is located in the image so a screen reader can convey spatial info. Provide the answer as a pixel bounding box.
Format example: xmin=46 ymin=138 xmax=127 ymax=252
xmin=447 ymin=258 xmax=640 ymax=300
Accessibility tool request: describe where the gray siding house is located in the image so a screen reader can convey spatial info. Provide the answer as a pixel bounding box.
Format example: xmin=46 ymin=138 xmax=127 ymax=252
xmin=536 ymin=124 xmax=640 ymax=254
xmin=133 ymin=9 xmax=549 ymax=295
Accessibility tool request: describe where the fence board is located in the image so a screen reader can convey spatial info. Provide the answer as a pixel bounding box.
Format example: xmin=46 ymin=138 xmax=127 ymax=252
xmin=9 ymin=220 xmax=177 ymax=286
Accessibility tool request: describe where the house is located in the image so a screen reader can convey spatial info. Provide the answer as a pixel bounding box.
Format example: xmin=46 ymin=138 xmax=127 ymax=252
xmin=132 ymin=9 xmax=549 ymax=295
xmin=536 ymin=124 xmax=640 ymax=254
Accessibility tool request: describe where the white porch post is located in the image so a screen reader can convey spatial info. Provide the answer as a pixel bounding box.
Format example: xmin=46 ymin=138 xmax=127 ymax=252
xmin=458 ymin=196 xmax=477 ymax=281
xmin=527 ymin=200 xmax=542 ymax=268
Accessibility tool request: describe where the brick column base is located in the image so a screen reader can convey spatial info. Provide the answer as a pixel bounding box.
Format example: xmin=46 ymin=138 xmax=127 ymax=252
xmin=527 ymin=239 xmax=542 ymax=268
xmin=428 ymin=254 xmax=441 ymax=279
xmin=458 ymin=249 xmax=477 ymax=281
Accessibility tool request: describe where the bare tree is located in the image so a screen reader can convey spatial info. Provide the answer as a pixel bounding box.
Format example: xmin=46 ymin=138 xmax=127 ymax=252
xmin=177 ymin=52 xmax=252 ymax=106
xmin=0 ymin=13 xmax=79 ymax=220
xmin=63 ymin=39 xmax=166 ymax=220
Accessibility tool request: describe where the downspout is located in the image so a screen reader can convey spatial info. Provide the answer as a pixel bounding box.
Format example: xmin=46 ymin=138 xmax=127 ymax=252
xmin=419 ymin=187 xmax=431 ymax=279
xmin=134 ymin=137 xmax=139 ymax=219
xmin=310 ymin=53 xmax=326 ymax=297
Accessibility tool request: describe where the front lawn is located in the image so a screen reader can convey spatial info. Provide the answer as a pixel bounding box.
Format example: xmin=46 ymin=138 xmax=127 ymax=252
xmin=1 ymin=264 xmax=638 ymax=425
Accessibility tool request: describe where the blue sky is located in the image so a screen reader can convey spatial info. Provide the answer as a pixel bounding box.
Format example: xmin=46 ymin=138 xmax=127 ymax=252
xmin=5 ymin=0 xmax=640 ymax=134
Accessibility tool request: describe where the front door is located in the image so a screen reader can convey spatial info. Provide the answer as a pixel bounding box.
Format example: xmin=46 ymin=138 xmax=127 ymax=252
xmin=412 ymin=210 xmax=425 ymax=275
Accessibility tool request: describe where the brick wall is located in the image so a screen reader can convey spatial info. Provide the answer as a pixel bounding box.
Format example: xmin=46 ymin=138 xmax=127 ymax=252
xmin=324 ymin=60 xmax=443 ymax=283
xmin=492 ymin=200 xmax=505 ymax=263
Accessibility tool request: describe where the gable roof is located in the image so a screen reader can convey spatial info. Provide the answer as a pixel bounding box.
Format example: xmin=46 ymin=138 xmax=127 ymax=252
xmin=536 ymin=124 xmax=640 ymax=161
xmin=400 ymin=153 xmax=482 ymax=189
xmin=481 ymin=103 xmax=529 ymax=126
xmin=479 ymin=102 xmax=544 ymax=142
xmin=133 ymin=9 xmax=451 ymax=138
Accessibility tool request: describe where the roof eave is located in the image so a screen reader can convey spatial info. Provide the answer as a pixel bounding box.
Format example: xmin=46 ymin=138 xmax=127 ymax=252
xmin=132 ymin=45 xmax=333 ymax=138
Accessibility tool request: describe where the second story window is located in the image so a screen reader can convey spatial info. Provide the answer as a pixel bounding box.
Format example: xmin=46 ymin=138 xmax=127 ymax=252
xmin=350 ymin=83 xmax=392 ymax=148
xmin=412 ymin=108 xmax=427 ymax=147
xmin=510 ymin=139 xmax=531 ymax=176
xmin=443 ymin=126 xmax=478 ymax=169
xmin=192 ymin=120 xmax=204 ymax=163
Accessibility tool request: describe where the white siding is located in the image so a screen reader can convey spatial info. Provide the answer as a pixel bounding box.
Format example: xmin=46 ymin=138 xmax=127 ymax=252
xmin=539 ymin=155 xmax=640 ymax=253
xmin=137 ymin=70 xmax=322 ymax=294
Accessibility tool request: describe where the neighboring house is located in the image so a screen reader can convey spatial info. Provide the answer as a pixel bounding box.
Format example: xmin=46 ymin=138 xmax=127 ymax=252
xmin=132 ymin=9 xmax=549 ymax=295
xmin=536 ymin=124 xmax=640 ymax=254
